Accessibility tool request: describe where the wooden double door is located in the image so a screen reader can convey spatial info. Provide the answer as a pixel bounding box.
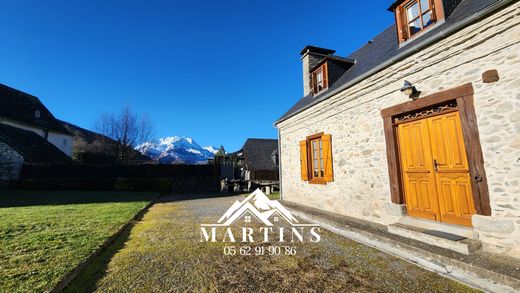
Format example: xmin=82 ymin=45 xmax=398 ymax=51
xmin=397 ymin=111 xmax=476 ymax=226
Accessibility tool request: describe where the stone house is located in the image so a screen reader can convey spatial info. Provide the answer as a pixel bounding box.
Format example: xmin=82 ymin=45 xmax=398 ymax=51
xmin=0 ymin=83 xmax=74 ymax=156
xmin=275 ymin=0 xmax=520 ymax=257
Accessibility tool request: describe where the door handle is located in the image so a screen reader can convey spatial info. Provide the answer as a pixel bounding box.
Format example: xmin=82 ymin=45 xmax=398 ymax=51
xmin=433 ymin=159 xmax=444 ymax=172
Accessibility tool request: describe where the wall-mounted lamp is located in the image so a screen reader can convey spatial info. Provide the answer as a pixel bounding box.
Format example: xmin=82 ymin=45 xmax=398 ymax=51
xmin=400 ymin=80 xmax=421 ymax=101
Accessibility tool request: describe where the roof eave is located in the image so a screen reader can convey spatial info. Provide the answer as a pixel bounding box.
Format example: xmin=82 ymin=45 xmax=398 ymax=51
xmin=274 ymin=0 xmax=513 ymax=127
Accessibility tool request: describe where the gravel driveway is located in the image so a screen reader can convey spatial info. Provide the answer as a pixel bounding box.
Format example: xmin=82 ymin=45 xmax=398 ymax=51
xmin=78 ymin=194 xmax=477 ymax=292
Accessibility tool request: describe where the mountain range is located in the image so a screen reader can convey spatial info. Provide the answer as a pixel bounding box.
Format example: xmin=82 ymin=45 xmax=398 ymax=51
xmin=137 ymin=136 xmax=218 ymax=164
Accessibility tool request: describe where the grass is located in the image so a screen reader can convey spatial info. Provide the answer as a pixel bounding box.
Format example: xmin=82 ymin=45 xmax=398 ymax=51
xmin=0 ymin=190 xmax=156 ymax=293
xmin=86 ymin=195 xmax=478 ymax=292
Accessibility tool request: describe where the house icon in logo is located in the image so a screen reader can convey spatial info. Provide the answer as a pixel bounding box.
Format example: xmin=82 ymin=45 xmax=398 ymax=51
xmin=211 ymin=189 xmax=300 ymax=227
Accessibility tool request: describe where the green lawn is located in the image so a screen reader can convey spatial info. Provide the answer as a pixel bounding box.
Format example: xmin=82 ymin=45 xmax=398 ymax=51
xmin=0 ymin=191 xmax=156 ymax=293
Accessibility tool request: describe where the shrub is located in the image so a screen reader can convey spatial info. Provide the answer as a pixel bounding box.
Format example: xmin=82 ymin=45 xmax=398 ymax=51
xmin=10 ymin=177 xmax=173 ymax=193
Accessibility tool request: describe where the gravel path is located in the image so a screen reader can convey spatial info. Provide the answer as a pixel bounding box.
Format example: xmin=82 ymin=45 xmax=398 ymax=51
xmin=89 ymin=194 xmax=478 ymax=292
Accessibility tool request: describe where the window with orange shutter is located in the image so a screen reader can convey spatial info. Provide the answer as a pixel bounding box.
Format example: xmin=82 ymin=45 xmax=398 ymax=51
xmin=311 ymin=63 xmax=328 ymax=95
xmin=300 ymin=133 xmax=334 ymax=184
xmin=393 ymin=0 xmax=444 ymax=43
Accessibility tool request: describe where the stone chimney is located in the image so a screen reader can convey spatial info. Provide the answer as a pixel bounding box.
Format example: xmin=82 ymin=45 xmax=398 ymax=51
xmin=300 ymin=45 xmax=335 ymax=96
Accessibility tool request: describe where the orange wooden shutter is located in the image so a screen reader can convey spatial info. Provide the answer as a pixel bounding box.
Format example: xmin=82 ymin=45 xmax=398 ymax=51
xmin=312 ymin=72 xmax=317 ymax=94
xmin=395 ymin=8 xmax=406 ymax=42
xmin=322 ymin=134 xmax=334 ymax=182
xmin=323 ymin=64 xmax=328 ymax=89
xmin=299 ymin=140 xmax=309 ymax=181
xmin=430 ymin=0 xmax=438 ymax=22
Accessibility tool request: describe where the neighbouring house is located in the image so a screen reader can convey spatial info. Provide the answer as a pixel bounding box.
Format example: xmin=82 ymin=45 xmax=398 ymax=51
xmin=0 ymin=83 xmax=74 ymax=156
xmin=0 ymin=123 xmax=71 ymax=183
xmin=223 ymin=139 xmax=279 ymax=191
xmin=276 ymin=0 xmax=520 ymax=258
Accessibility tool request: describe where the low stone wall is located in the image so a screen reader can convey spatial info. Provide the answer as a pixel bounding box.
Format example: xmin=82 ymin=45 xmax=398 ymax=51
xmin=0 ymin=142 xmax=24 ymax=184
xmin=278 ymin=3 xmax=520 ymax=256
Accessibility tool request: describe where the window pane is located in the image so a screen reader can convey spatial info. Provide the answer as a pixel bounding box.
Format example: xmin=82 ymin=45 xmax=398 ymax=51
xmin=420 ymin=0 xmax=430 ymax=12
xmin=409 ymin=18 xmax=421 ymax=35
xmin=422 ymin=11 xmax=434 ymax=28
xmin=406 ymin=2 xmax=419 ymax=20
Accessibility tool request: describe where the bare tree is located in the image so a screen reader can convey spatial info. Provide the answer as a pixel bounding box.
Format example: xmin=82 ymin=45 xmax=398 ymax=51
xmin=95 ymin=106 xmax=155 ymax=164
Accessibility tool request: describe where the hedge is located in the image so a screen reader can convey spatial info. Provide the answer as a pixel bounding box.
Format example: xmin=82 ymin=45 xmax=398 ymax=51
xmin=11 ymin=178 xmax=174 ymax=193
xmin=20 ymin=164 xmax=215 ymax=179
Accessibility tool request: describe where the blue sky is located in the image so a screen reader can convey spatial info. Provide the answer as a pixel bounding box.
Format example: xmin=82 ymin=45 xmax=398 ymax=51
xmin=0 ymin=0 xmax=394 ymax=151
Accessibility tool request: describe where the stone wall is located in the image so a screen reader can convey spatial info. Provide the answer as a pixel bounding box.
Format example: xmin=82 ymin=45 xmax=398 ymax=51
xmin=277 ymin=3 xmax=520 ymax=256
xmin=0 ymin=141 xmax=24 ymax=184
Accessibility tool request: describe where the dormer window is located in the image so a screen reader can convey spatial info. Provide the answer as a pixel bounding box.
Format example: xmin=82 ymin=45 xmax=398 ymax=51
xmin=311 ymin=63 xmax=328 ymax=95
xmin=406 ymin=0 xmax=434 ymax=36
xmin=392 ymin=0 xmax=444 ymax=43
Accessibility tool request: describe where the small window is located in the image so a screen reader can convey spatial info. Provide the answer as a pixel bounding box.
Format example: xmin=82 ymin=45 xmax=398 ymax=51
xmin=35 ymin=110 xmax=41 ymax=118
xmin=394 ymin=0 xmax=442 ymax=43
xmin=311 ymin=63 xmax=328 ymax=94
xmin=405 ymin=0 xmax=433 ymax=36
xmin=310 ymin=137 xmax=324 ymax=179
xmin=299 ymin=133 xmax=334 ymax=184
xmin=244 ymin=215 xmax=251 ymax=223
xmin=274 ymin=216 xmax=279 ymax=222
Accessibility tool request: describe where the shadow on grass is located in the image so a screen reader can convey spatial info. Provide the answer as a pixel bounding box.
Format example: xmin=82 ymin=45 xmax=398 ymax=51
xmin=62 ymin=218 xmax=135 ymax=293
xmin=0 ymin=190 xmax=158 ymax=208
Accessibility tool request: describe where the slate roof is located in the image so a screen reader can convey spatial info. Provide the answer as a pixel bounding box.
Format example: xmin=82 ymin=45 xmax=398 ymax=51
xmin=240 ymin=139 xmax=278 ymax=171
xmin=276 ymin=0 xmax=503 ymax=123
xmin=0 ymin=83 xmax=71 ymax=134
xmin=0 ymin=123 xmax=72 ymax=163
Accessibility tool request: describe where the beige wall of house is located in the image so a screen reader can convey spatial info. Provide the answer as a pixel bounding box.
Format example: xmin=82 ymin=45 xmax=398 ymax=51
xmin=277 ymin=3 xmax=520 ymax=256
xmin=0 ymin=119 xmax=73 ymax=156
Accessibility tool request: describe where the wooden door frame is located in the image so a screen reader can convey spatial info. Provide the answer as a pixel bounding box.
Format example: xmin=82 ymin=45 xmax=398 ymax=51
xmin=380 ymin=83 xmax=491 ymax=216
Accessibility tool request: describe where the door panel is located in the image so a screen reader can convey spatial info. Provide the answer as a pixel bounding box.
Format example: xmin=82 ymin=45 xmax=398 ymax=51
xmin=397 ymin=119 xmax=440 ymax=221
xmin=428 ymin=112 xmax=475 ymax=226
xmin=397 ymin=111 xmax=475 ymax=226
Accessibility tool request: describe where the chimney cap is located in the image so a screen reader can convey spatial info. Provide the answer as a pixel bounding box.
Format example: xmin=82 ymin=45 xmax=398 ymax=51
xmin=299 ymin=45 xmax=335 ymax=56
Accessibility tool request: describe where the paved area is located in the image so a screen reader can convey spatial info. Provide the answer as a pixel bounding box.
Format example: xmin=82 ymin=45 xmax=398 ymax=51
xmin=86 ymin=194 xmax=477 ymax=292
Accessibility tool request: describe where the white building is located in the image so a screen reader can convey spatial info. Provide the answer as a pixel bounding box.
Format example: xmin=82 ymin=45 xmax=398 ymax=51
xmin=0 ymin=83 xmax=73 ymax=156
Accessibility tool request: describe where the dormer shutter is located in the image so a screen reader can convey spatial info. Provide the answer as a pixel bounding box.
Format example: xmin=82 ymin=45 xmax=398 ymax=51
xmin=323 ymin=63 xmax=328 ymax=90
xmin=312 ymin=71 xmax=318 ymax=94
xmin=398 ymin=6 xmax=409 ymax=41
xmin=430 ymin=0 xmax=438 ymax=22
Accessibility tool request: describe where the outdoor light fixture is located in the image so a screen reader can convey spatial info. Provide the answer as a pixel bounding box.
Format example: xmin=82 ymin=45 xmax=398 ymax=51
xmin=400 ymin=80 xmax=421 ymax=101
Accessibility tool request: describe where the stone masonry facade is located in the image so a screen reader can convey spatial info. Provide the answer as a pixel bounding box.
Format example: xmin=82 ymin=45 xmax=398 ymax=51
xmin=278 ymin=4 xmax=520 ymax=256
xmin=0 ymin=141 xmax=24 ymax=184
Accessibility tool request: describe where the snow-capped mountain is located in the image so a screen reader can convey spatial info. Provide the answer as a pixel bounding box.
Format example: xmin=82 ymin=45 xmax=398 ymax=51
xmin=203 ymin=145 xmax=219 ymax=155
xmin=137 ymin=136 xmax=217 ymax=164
